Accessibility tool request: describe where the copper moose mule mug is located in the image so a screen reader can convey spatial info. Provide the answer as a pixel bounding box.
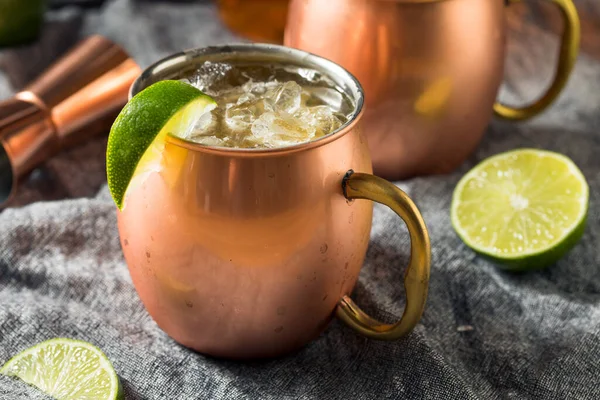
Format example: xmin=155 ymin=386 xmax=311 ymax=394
xmin=285 ymin=0 xmax=580 ymax=179
xmin=117 ymin=44 xmax=431 ymax=359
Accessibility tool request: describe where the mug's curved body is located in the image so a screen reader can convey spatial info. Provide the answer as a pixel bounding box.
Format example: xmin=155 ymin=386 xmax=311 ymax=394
xmin=118 ymin=45 xmax=432 ymax=359
xmin=284 ymin=0 xmax=580 ymax=180
xmin=118 ymin=127 xmax=373 ymax=358
xmin=285 ymin=0 xmax=505 ymax=179
xmin=117 ymin=46 xmax=373 ymax=358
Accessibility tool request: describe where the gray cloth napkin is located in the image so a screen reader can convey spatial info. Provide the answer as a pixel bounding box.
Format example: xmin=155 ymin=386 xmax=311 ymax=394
xmin=1 ymin=1 xmax=599 ymax=399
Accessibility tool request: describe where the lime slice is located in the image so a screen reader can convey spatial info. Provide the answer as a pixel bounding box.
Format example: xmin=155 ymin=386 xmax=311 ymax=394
xmin=451 ymin=148 xmax=588 ymax=271
xmin=107 ymin=80 xmax=216 ymax=209
xmin=1 ymin=338 xmax=123 ymax=400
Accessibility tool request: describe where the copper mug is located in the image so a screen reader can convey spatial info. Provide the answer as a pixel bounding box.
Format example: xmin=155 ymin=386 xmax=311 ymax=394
xmin=217 ymin=0 xmax=289 ymax=43
xmin=284 ymin=0 xmax=580 ymax=180
xmin=117 ymin=44 xmax=431 ymax=359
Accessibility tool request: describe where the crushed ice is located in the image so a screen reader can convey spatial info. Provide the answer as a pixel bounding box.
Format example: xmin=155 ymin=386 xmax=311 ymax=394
xmin=184 ymin=62 xmax=347 ymax=148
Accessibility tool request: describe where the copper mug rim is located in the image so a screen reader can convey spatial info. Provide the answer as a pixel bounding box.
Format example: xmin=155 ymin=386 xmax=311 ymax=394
xmin=129 ymin=43 xmax=365 ymax=157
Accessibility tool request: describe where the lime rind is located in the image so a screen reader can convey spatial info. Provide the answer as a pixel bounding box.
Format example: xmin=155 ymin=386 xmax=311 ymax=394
xmin=107 ymin=80 xmax=216 ymax=210
xmin=451 ymin=148 xmax=589 ymax=270
xmin=1 ymin=338 xmax=122 ymax=400
xmin=476 ymin=216 xmax=587 ymax=272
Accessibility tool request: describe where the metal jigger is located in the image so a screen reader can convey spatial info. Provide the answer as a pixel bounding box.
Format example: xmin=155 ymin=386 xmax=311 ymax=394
xmin=0 ymin=35 xmax=141 ymax=207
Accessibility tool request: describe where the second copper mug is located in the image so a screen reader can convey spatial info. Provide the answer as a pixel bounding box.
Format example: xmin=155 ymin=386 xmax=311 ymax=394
xmin=117 ymin=44 xmax=431 ymax=359
xmin=285 ymin=0 xmax=580 ymax=179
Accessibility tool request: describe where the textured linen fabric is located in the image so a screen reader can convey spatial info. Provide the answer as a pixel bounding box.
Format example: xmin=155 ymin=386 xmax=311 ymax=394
xmin=1 ymin=1 xmax=599 ymax=399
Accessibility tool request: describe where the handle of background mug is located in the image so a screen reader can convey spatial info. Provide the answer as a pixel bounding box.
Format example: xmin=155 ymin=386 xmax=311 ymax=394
xmin=336 ymin=170 xmax=431 ymax=340
xmin=494 ymin=0 xmax=580 ymax=121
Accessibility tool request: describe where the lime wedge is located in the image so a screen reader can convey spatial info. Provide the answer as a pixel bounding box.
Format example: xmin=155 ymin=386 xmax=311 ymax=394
xmin=107 ymin=80 xmax=216 ymax=209
xmin=1 ymin=338 xmax=123 ymax=400
xmin=451 ymin=149 xmax=588 ymax=271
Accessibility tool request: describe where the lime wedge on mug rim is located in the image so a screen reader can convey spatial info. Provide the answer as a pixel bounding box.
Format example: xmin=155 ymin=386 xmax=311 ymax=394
xmin=1 ymin=338 xmax=123 ymax=400
xmin=451 ymin=148 xmax=588 ymax=271
xmin=107 ymin=80 xmax=216 ymax=209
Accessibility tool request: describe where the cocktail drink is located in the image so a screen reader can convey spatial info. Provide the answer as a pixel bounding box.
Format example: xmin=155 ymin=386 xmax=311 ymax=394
xmin=180 ymin=61 xmax=352 ymax=148
xmin=109 ymin=45 xmax=431 ymax=359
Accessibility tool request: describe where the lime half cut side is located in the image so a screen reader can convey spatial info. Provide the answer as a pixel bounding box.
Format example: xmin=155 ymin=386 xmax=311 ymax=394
xmin=451 ymin=149 xmax=589 ymax=271
xmin=107 ymin=80 xmax=216 ymax=210
xmin=1 ymin=338 xmax=123 ymax=400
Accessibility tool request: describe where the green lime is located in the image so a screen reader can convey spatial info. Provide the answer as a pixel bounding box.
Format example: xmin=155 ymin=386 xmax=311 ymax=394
xmin=0 ymin=0 xmax=45 ymax=47
xmin=106 ymin=80 xmax=216 ymax=209
xmin=1 ymin=338 xmax=123 ymax=400
xmin=451 ymin=148 xmax=588 ymax=271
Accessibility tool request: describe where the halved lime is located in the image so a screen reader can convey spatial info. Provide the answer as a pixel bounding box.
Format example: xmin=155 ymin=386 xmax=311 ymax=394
xmin=107 ymin=80 xmax=216 ymax=209
xmin=451 ymin=149 xmax=588 ymax=271
xmin=1 ymin=338 xmax=123 ymax=400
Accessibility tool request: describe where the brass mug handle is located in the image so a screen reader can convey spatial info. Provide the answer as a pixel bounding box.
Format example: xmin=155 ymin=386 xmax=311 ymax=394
xmin=336 ymin=171 xmax=431 ymax=340
xmin=494 ymin=0 xmax=580 ymax=120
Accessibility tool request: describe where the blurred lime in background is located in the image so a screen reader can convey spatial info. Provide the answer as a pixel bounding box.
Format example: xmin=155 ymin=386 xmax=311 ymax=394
xmin=0 ymin=0 xmax=46 ymax=47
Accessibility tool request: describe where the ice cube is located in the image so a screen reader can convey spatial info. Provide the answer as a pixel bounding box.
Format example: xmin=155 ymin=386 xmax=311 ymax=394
xmin=236 ymin=92 xmax=256 ymax=105
xmin=271 ymin=81 xmax=302 ymax=114
xmin=240 ymin=79 xmax=280 ymax=97
xmin=185 ymin=106 xmax=219 ymax=140
xmin=189 ymin=61 xmax=234 ymax=94
xmin=225 ymin=96 xmax=274 ymax=133
xmin=292 ymin=105 xmax=343 ymax=139
xmin=292 ymin=107 xmax=312 ymax=127
xmin=194 ymin=109 xmax=217 ymax=133
xmin=310 ymin=106 xmax=343 ymax=137
xmin=251 ymin=112 xmax=315 ymax=147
